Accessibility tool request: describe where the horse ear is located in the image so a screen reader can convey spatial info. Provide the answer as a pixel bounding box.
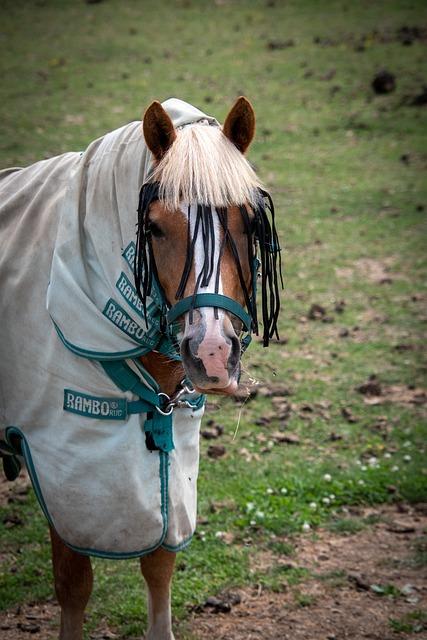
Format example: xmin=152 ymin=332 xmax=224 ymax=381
xmin=143 ymin=101 xmax=177 ymax=161
xmin=223 ymin=96 xmax=255 ymax=154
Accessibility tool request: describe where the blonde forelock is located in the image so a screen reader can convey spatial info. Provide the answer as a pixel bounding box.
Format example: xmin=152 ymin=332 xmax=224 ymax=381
xmin=150 ymin=124 xmax=263 ymax=209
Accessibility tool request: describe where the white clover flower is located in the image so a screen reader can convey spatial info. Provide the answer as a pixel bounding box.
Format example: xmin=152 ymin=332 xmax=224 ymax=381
xmin=215 ymin=531 xmax=225 ymax=539
xmin=403 ymin=454 xmax=412 ymax=462
xmin=255 ymin=511 xmax=265 ymax=519
xmin=358 ymin=479 xmax=365 ymax=485
xmin=368 ymin=457 xmax=378 ymax=466
xmin=323 ymin=473 xmax=332 ymax=482
xmin=302 ymin=522 xmax=311 ymax=532
xmin=403 ymin=441 xmax=411 ymax=448
xmin=309 ymin=502 xmax=317 ymax=510
xmin=356 ymin=460 xmax=362 ymax=466
xmin=322 ymin=497 xmax=331 ymax=505
xmin=281 ymin=487 xmax=288 ymax=495
xmin=250 ymin=519 xmax=256 ymax=526
xmin=361 ymin=465 xmax=367 ymax=471
xmin=329 ymin=494 xmax=336 ymax=501
xmin=266 ymin=488 xmax=274 ymax=494
xmin=246 ymin=502 xmax=255 ymax=513
xmin=392 ymin=465 xmax=399 ymax=472
xmin=384 ymin=452 xmax=392 ymax=459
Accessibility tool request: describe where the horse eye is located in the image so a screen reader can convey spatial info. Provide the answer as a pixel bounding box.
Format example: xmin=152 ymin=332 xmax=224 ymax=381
xmin=148 ymin=221 xmax=164 ymax=238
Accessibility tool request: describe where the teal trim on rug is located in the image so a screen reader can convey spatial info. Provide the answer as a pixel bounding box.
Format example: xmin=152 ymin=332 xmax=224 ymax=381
xmin=53 ymin=322 xmax=153 ymax=361
xmin=162 ymin=534 xmax=194 ymax=553
xmin=3 ymin=427 xmax=187 ymax=559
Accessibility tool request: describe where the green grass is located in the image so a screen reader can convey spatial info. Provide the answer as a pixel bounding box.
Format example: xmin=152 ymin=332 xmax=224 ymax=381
xmin=390 ymin=610 xmax=427 ymax=634
xmin=1 ymin=0 xmax=426 ymax=637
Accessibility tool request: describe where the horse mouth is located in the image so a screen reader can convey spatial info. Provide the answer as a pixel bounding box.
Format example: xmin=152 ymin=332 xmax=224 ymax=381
xmin=192 ymin=379 xmax=239 ymax=396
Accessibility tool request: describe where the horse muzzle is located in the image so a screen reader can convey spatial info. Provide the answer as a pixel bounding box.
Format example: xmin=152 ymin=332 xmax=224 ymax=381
xmin=180 ymin=310 xmax=241 ymax=394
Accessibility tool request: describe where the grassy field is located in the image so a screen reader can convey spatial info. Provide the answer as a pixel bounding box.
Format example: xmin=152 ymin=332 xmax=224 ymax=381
xmin=0 ymin=1 xmax=426 ymax=637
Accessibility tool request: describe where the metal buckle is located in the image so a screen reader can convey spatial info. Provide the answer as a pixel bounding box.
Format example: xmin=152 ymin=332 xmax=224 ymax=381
xmin=155 ymin=380 xmax=196 ymax=415
xmin=155 ymin=392 xmax=174 ymax=416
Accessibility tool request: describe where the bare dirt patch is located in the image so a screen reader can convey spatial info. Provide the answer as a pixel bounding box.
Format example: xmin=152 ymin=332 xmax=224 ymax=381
xmin=187 ymin=504 xmax=427 ymax=640
xmin=1 ymin=503 xmax=426 ymax=639
xmin=0 ymin=469 xmax=31 ymax=508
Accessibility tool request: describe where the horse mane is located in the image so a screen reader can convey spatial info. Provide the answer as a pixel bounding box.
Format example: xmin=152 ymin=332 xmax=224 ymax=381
xmin=150 ymin=123 xmax=264 ymax=210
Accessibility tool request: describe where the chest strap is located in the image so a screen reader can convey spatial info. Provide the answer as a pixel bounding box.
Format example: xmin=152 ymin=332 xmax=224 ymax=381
xmin=101 ymin=360 xmax=203 ymax=453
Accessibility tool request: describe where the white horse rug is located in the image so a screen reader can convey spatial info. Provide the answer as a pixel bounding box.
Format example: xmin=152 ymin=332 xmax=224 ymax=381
xmin=0 ymin=99 xmax=218 ymax=558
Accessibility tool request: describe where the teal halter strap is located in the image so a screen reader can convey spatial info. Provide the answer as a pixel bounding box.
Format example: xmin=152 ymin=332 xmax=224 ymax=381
xmin=166 ymin=293 xmax=252 ymax=331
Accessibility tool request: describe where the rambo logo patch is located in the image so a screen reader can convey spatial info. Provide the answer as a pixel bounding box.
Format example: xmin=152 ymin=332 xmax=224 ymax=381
xmin=122 ymin=242 xmax=136 ymax=270
xmin=102 ymin=298 xmax=158 ymax=347
xmin=64 ymin=389 xmax=127 ymax=420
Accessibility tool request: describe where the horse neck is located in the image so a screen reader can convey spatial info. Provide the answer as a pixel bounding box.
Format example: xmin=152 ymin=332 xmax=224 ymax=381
xmin=139 ymin=352 xmax=185 ymax=396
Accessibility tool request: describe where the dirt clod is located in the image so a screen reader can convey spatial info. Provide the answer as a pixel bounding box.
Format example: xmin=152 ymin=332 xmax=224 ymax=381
xmin=307 ymin=303 xmax=326 ymax=320
xmin=267 ymin=39 xmax=295 ymax=50
xmin=372 ymin=70 xmax=396 ymax=94
xmin=356 ymin=375 xmax=382 ymax=396
xmin=207 ymin=445 xmax=226 ymax=459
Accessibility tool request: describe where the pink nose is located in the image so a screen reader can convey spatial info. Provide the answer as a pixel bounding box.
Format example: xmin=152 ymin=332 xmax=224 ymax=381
xmin=196 ymin=335 xmax=232 ymax=384
xmin=180 ymin=312 xmax=241 ymax=390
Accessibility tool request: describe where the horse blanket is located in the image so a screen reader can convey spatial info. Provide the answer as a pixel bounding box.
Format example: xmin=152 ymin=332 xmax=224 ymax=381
xmin=0 ymin=99 xmax=218 ymax=558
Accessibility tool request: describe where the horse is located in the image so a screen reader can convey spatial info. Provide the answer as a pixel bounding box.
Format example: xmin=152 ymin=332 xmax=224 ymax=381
xmin=0 ymin=96 xmax=281 ymax=639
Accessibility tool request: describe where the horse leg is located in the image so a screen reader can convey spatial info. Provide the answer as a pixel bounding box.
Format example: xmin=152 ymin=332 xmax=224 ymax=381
xmin=49 ymin=526 xmax=93 ymax=640
xmin=140 ymin=547 xmax=176 ymax=640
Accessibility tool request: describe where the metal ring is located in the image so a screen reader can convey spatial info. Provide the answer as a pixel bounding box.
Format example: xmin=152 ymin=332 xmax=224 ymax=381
xmin=155 ymin=404 xmax=174 ymax=416
xmin=155 ymin=392 xmax=174 ymax=416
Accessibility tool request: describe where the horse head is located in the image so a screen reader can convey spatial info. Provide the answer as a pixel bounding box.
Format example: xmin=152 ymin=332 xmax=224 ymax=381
xmin=135 ymin=98 xmax=281 ymax=395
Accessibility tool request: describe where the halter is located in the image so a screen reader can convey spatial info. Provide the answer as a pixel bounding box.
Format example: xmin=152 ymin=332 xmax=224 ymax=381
xmin=134 ymin=182 xmax=282 ymax=355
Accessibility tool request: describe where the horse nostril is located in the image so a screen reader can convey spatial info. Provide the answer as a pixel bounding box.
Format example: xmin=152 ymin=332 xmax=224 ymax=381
xmin=181 ymin=337 xmax=192 ymax=360
xmin=229 ymin=336 xmax=241 ymax=369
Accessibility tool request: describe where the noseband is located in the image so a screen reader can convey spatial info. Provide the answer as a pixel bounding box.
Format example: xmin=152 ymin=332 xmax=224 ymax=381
xmin=134 ymin=182 xmax=282 ymax=353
